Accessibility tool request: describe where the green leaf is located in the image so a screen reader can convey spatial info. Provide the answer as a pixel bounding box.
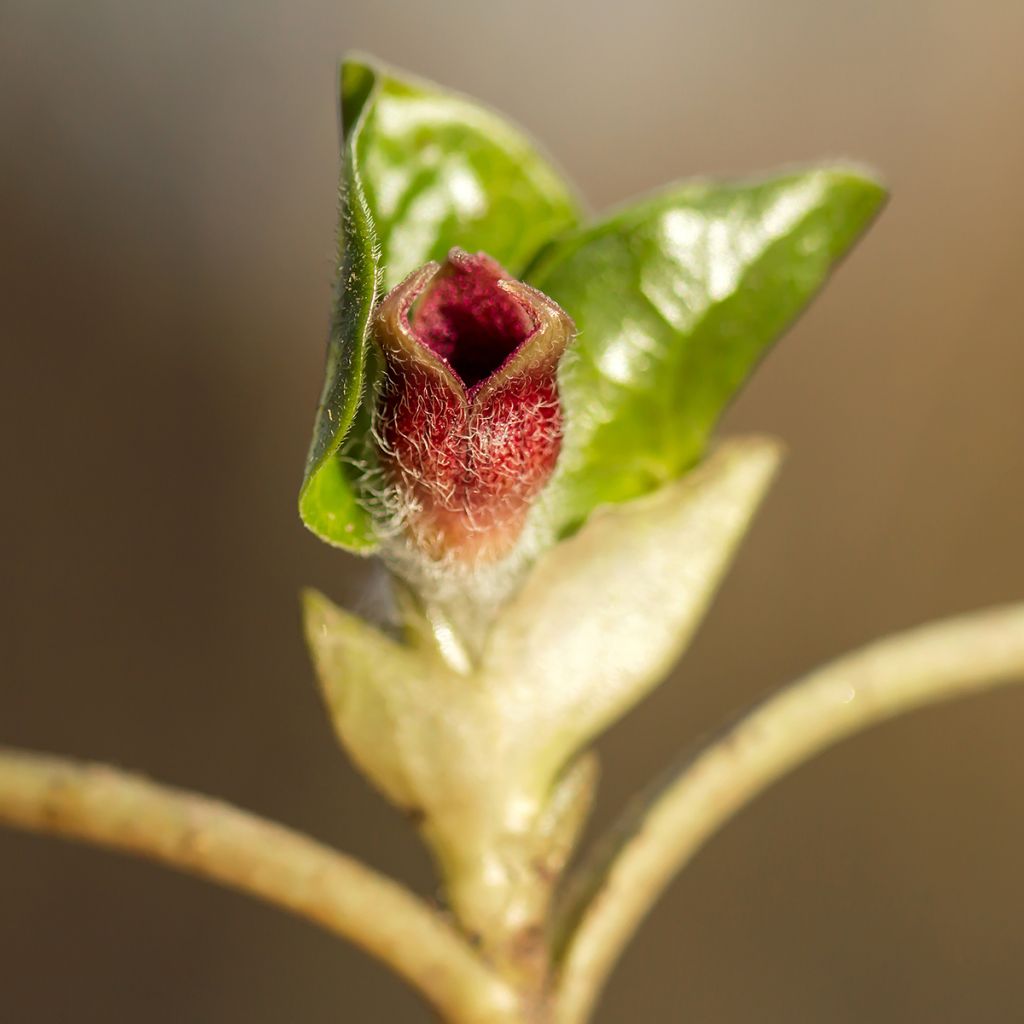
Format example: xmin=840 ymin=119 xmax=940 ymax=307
xmin=300 ymin=56 xmax=582 ymax=551
xmin=303 ymin=588 xmax=426 ymax=812
xmin=484 ymin=437 xmax=782 ymax=772
xmin=528 ymin=166 xmax=886 ymax=533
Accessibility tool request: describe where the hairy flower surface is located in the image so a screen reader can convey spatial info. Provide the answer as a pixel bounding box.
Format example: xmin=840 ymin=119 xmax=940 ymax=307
xmin=373 ymin=248 xmax=575 ymax=563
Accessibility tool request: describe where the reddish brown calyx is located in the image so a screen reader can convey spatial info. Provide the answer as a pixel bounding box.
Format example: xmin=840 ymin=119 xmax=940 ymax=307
xmin=373 ymin=248 xmax=576 ymax=564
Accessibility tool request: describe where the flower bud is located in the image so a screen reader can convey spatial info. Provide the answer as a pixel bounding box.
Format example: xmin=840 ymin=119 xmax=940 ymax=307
xmin=373 ymin=248 xmax=575 ymax=564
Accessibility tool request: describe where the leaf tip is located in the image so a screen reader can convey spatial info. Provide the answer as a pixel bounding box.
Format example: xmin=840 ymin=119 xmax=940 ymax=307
xmin=300 ymin=586 xmax=336 ymax=640
xmin=726 ymin=431 xmax=786 ymax=467
xmin=298 ymin=457 xmax=380 ymax=554
xmin=708 ymin=434 xmax=786 ymax=506
xmin=338 ymin=54 xmax=379 ymax=137
xmin=820 ymin=162 xmax=890 ymax=221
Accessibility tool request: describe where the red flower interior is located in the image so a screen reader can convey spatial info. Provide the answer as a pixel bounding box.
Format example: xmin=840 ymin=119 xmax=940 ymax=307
xmin=374 ymin=248 xmax=575 ymax=564
xmin=410 ymin=252 xmax=536 ymax=389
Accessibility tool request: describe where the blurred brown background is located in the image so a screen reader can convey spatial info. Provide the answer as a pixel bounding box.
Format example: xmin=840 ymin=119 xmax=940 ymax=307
xmin=2 ymin=1 xmax=1023 ymax=1021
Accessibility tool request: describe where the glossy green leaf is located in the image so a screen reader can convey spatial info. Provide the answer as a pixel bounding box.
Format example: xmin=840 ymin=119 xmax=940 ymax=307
xmin=300 ymin=57 xmax=581 ymax=551
xmin=528 ymin=167 xmax=886 ymax=533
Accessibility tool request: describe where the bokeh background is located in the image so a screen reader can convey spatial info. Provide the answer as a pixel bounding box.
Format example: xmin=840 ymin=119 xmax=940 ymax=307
xmin=3 ymin=1 xmax=1023 ymax=1021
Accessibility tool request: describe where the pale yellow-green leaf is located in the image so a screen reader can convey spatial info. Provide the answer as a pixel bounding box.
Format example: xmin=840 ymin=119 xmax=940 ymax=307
xmin=303 ymin=589 xmax=552 ymax=892
xmin=482 ymin=437 xmax=782 ymax=775
xmin=302 ymin=589 xmax=428 ymax=812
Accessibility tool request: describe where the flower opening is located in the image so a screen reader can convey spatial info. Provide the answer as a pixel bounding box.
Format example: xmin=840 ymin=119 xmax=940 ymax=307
xmin=373 ymin=248 xmax=575 ymax=564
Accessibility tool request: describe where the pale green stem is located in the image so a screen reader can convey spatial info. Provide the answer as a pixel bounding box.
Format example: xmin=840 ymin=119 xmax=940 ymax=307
xmin=553 ymin=603 xmax=1024 ymax=1024
xmin=0 ymin=748 xmax=522 ymax=1024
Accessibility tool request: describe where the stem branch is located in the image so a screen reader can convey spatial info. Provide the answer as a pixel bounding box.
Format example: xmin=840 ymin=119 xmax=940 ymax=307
xmin=0 ymin=748 xmax=521 ymax=1024
xmin=553 ymin=603 xmax=1024 ymax=1024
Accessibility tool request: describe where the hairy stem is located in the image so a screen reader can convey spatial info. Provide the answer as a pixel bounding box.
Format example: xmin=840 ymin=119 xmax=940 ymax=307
xmin=0 ymin=748 xmax=522 ymax=1024
xmin=553 ymin=602 xmax=1024 ymax=1024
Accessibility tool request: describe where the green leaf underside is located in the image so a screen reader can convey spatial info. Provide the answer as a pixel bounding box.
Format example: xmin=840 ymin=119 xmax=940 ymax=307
xmin=528 ymin=167 xmax=886 ymax=534
xmin=299 ymin=57 xmax=581 ymax=551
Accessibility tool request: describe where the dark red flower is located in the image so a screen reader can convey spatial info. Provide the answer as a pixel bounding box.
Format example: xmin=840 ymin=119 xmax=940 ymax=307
xmin=373 ymin=248 xmax=575 ymax=564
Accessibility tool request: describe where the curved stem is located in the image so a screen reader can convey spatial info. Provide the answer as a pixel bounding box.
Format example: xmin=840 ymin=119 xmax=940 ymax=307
xmin=553 ymin=602 xmax=1024 ymax=1024
xmin=0 ymin=748 xmax=522 ymax=1024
